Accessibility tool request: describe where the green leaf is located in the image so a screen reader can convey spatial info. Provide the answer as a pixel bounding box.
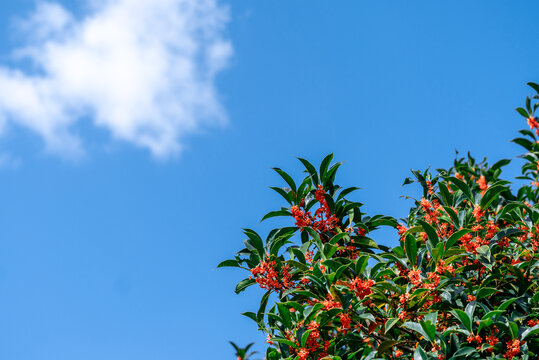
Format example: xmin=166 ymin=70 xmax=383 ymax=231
xmin=447 ymin=176 xmax=474 ymax=202
xmin=490 ymin=228 xmax=524 ymax=244
xmin=497 ymin=297 xmax=519 ymax=311
xmin=511 ymin=137 xmax=533 ymax=151
xmin=217 ymin=259 xmax=239 ymax=268
xmin=304 ymin=303 xmax=324 ymax=323
xmin=516 ymin=107 xmax=529 ymax=118
xmin=269 ymin=186 xmax=293 ymax=204
xmin=261 ymin=210 xmax=291 ymax=222
xmin=257 ymin=291 xmax=271 ymax=322
xmin=298 ymin=330 xmax=313 ymax=349
xmin=480 ymin=184 xmax=507 ymax=209
xmin=287 ymin=260 xmax=309 ymax=271
xmin=325 ymin=161 xmax=343 ymax=185
xmin=443 ymin=206 xmax=460 ymax=227
xmin=243 ymin=229 xmax=265 ymax=259
xmin=528 ymin=82 xmax=539 ymax=94
xmin=277 ymin=303 xmax=292 ymax=328
xmin=420 ymin=320 xmax=436 ymax=342
xmin=272 ymin=338 xmax=298 ymax=349
xmin=495 ymin=202 xmax=523 ymax=221
xmin=323 ymin=243 xmax=339 ymax=259
xmin=385 ymin=318 xmax=399 ymax=333
xmin=378 ymin=340 xmax=401 ymax=355
xmin=445 ymin=229 xmax=471 ymax=252
xmin=306 ymin=227 xmax=324 ymax=256
xmin=481 ymin=310 xmax=503 ymax=321
xmin=451 ymin=347 xmax=477 ymax=358
xmin=405 ymin=234 xmax=418 ymax=266
xmin=424 ymin=312 xmax=438 ymax=326
xmin=241 ymin=311 xmax=257 ymax=322
xmin=337 ymin=187 xmax=360 ymax=201
xmin=235 ymin=278 xmax=256 ymax=294
xmin=266 ymin=347 xmax=280 ymax=360
xmin=329 ymin=232 xmax=349 ymax=245
xmin=291 ymin=248 xmax=306 ymax=264
xmin=476 ymin=287 xmax=498 ymax=299
xmin=451 ymin=309 xmax=472 ymax=332
xmin=509 ymin=321 xmax=518 ymax=339
xmin=355 ymin=255 xmax=369 ymax=276
xmin=319 ymin=153 xmax=334 ymax=182
xmin=353 ymin=237 xmax=379 ymax=249
xmin=418 ymin=219 xmax=439 ymax=247
xmin=522 ymin=324 xmax=539 ymax=340
xmin=491 ymin=159 xmax=511 ymax=171
xmin=403 ymin=321 xmax=429 ymax=340
xmin=298 ymin=158 xmax=320 ymax=185
xmin=273 ymin=167 xmax=297 ymax=193
xmin=413 ymin=345 xmax=427 ymax=360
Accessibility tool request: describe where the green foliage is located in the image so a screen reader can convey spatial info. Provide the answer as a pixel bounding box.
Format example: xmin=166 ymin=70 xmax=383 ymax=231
xmin=221 ymin=83 xmax=539 ymax=360
xmin=231 ymin=342 xmax=258 ymax=360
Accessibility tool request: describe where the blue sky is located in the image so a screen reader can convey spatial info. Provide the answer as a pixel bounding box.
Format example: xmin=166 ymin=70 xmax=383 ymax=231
xmin=0 ymin=1 xmax=538 ymax=359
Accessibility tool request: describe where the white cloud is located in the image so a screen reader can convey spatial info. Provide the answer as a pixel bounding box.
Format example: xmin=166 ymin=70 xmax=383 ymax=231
xmin=0 ymin=0 xmax=232 ymax=158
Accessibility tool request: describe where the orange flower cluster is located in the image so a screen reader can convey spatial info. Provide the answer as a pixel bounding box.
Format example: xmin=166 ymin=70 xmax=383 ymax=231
xmin=297 ymin=348 xmax=309 ymax=360
xmin=250 ymin=260 xmax=293 ymax=291
xmin=290 ymin=185 xmax=339 ymax=234
xmin=486 ymin=335 xmax=498 ymax=346
xmin=290 ymin=205 xmax=312 ymax=228
xmin=425 ymin=271 xmax=440 ymax=289
xmin=398 ymin=311 xmax=408 ymax=320
xmin=399 ymin=293 xmax=410 ymax=304
xmin=485 ymin=221 xmax=498 ymax=240
xmin=472 ymin=204 xmax=484 ymax=222
xmin=426 ymin=180 xmax=434 ymax=195
xmin=476 ymin=175 xmax=488 ymax=195
xmin=459 ymin=233 xmax=487 ymax=254
xmin=420 ymin=198 xmax=441 ymax=224
xmin=292 ymin=321 xmax=331 ymax=360
xmin=313 ymin=185 xmax=339 ymax=233
xmin=397 ymin=224 xmax=408 ymax=239
xmin=407 ymin=268 xmax=422 ymax=287
xmin=308 ymin=293 xmax=341 ymax=311
xmin=528 ymin=116 xmax=539 ymax=135
xmin=467 ymin=334 xmax=482 ymax=344
xmin=435 ymin=259 xmax=454 ymax=275
xmin=338 ymin=312 xmax=351 ymax=332
xmin=504 ymin=339 xmax=521 ymax=359
xmin=349 ymin=278 xmax=375 ymax=299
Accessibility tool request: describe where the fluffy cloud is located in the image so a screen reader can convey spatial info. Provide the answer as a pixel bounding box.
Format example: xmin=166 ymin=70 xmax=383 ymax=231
xmin=0 ymin=0 xmax=232 ymax=158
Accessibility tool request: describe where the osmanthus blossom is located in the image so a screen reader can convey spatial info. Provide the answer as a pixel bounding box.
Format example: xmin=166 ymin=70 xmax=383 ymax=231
xmin=221 ymin=82 xmax=539 ymax=360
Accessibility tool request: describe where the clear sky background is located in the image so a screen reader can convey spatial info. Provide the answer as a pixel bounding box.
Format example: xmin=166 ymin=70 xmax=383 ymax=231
xmin=0 ymin=1 xmax=538 ymax=359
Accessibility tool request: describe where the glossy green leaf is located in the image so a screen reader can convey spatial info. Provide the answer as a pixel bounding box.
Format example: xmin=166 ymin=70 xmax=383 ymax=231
xmin=405 ymin=234 xmax=418 ymax=266
xmin=451 ymin=309 xmax=472 ymax=332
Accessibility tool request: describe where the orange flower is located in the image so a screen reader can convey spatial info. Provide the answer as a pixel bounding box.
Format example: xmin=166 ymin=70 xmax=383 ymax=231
xmin=398 ymin=311 xmax=408 ymax=320
xmin=476 ymin=175 xmax=488 ymax=195
xmin=472 ymin=204 xmax=484 ymax=222
xmin=349 ymin=278 xmax=375 ymax=299
xmin=298 ymin=348 xmax=309 ymax=360
xmin=408 ymin=268 xmax=422 ymax=287
xmin=528 ymin=116 xmax=539 ymax=130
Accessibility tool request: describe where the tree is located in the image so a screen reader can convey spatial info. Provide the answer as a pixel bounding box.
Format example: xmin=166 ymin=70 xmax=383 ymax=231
xmin=220 ymin=83 xmax=539 ymax=360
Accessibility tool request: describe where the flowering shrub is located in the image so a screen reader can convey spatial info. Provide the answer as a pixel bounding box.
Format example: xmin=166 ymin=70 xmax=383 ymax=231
xmin=220 ymin=83 xmax=539 ymax=360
